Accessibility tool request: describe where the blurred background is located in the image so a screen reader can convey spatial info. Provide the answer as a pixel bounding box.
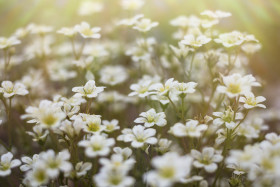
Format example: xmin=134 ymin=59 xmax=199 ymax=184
xmin=1 ymin=0 xmax=280 ymax=103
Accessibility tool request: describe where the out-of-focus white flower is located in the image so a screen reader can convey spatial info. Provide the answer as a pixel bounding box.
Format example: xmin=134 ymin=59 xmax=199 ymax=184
xmin=180 ymin=34 xmax=211 ymax=48
xmin=28 ymin=24 xmax=53 ymax=35
xmin=214 ymin=31 xmax=245 ymax=48
xmin=57 ymin=27 xmax=77 ymax=37
xmin=100 ymin=65 xmax=128 ymax=86
xmin=217 ymin=73 xmax=261 ymax=98
xmin=94 ymin=167 xmax=135 ymax=187
xmin=239 ymin=92 xmax=266 ymax=109
xmin=129 ymin=79 xmax=153 ymax=98
xmin=120 ymin=125 xmax=157 ymax=148
xmin=78 ymin=134 xmax=115 ymax=158
xmin=241 ymin=43 xmax=262 ymax=54
xmin=145 ymin=152 xmax=193 ymax=187
xmin=149 ymin=78 xmax=178 ymax=97
xmin=191 ymin=147 xmax=223 ymax=173
xmin=99 ymin=154 xmax=135 ymax=171
xmin=103 ymin=119 xmax=120 ymax=133
xmin=113 ymin=147 xmax=133 ymax=160
xmin=156 ymin=138 xmax=172 ymax=154
xmin=65 ymin=161 xmax=92 ymax=178
xmin=75 ymin=22 xmax=101 ymax=39
xmin=133 ymin=18 xmax=158 ymax=32
xmin=200 ymin=10 xmax=231 ymax=19
xmin=25 ymin=162 xmax=49 ymax=186
xmin=117 ymin=14 xmax=144 ymax=26
xmin=170 ymin=43 xmax=194 ymax=59
xmin=134 ymin=108 xmax=167 ymax=127
xmin=26 ymin=125 xmax=49 ymax=142
xmin=39 ymin=149 xmax=72 ymax=178
xmin=120 ymin=0 xmax=144 ymax=10
xmin=174 ymin=82 xmax=197 ymax=96
xmin=170 ymin=16 xmax=190 ymax=28
xmin=170 ymin=120 xmax=207 ymax=137
xmin=23 ymin=100 xmax=66 ymax=129
xmin=0 ymin=152 xmax=21 ymax=176
xmin=78 ymin=1 xmax=103 ymax=16
xmin=0 ymin=36 xmax=21 ymax=49
xmin=72 ymin=80 xmax=105 ymax=98
xmin=20 ymin=154 xmax=39 ymax=172
xmin=213 ymin=107 xmax=244 ymax=129
xmin=0 ymin=80 xmax=28 ymax=98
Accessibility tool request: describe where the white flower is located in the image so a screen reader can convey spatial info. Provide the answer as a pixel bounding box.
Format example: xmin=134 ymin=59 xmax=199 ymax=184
xmin=20 ymin=154 xmax=39 ymax=172
xmin=217 ymin=73 xmax=261 ymax=98
xmin=78 ymin=1 xmax=103 ymax=16
xmin=78 ymin=134 xmax=115 ymax=158
xmin=57 ymin=27 xmax=77 ymax=37
xmin=214 ymin=31 xmax=245 ymax=48
xmin=23 ymin=100 xmax=66 ymax=129
xmin=213 ymin=107 xmax=244 ymax=129
xmin=59 ymin=119 xmax=83 ymax=139
xmin=134 ymin=108 xmax=167 ymax=127
xmin=0 ymin=36 xmax=21 ymax=49
xmin=117 ymin=14 xmax=144 ymax=26
xmin=239 ymin=92 xmax=266 ymax=109
xmin=72 ymin=80 xmax=105 ymax=98
xmin=174 ymin=82 xmax=197 ymax=96
xmin=145 ymin=152 xmax=193 ymax=187
xmin=241 ymin=43 xmax=262 ymax=54
xmin=149 ymin=78 xmax=178 ymax=97
xmin=113 ymin=147 xmax=133 ymax=160
xmin=94 ymin=167 xmax=135 ymax=187
xmin=0 ymin=80 xmax=28 ymax=98
xmin=170 ymin=43 xmax=194 ymax=59
xmin=170 ymin=120 xmax=207 ymax=138
xmin=156 ymin=138 xmax=172 ymax=154
xmin=129 ymin=79 xmax=153 ymax=98
xmin=191 ymin=147 xmax=223 ymax=173
xmin=103 ymin=119 xmax=120 ymax=133
xmin=120 ymin=0 xmax=144 ymax=10
xmin=100 ymin=66 xmax=128 ymax=86
xmin=83 ymin=115 xmax=105 ymax=134
xmin=0 ymin=152 xmax=21 ymax=176
xmin=26 ymin=125 xmax=49 ymax=142
xmin=121 ymin=125 xmax=157 ymax=148
xmin=25 ymin=162 xmax=49 ymax=186
xmin=65 ymin=161 xmax=92 ymax=178
xmin=75 ymin=22 xmax=101 ymax=39
xmin=200 ymin=10 xmax=232 ymax=19
xmin=99 ymin=154 xmax=135 ymax=172
xmin=170 ymin=16 xmax=189 ymax=28
xmin=133 ymin=18 xmax=158 ymax=32
xmin=39 ymin=149 xmax=72 ymax=178
xmin=180 ymin=34 xmax=211 ymax=48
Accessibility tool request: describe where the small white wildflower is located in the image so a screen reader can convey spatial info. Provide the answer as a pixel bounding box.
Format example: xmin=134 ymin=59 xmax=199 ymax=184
xmin=171 ymin=120 xmax=207 ymax=138
xmin=133 ymin=18 xmax=158 ymax=32
xmin=121 ymin=125 xmax=157 ymax=148
xmin=0 ymin=152 xmax=21 ymax=176
xmin=103 ymin=119 xmax=120 ymax=133
xmin=134 ymin=108 xmax=167 ymax=127
xmin=239 ymin=92 xmax=266 ymax=109
xmin=78 ymin=134 xmax=115 ymax=158
xmin=191 ymin=147 xmax=223 ymax=173
xmin=72 ymin=80 xmax=105 ymax=98
xmin=145 ymin=152 xmax=193 ymax=187
xmin=180 ymin=34 xmax=211 ymax=48
xmin=0 ymin=80 xmax=28 ymax=98
xmin=75 ymin=22 xmax=101 ymax=39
